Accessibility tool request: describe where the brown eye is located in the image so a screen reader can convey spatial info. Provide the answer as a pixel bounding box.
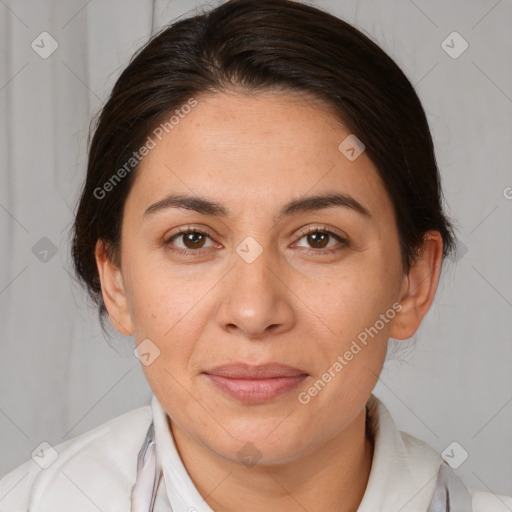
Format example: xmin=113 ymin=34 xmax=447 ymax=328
xmin=295 ymin=227 xmax=349 ymax=253
xmin=306 ymin=231 xmax=330 ymax=249
xmin=181 ymin=231 xmax=207 ymax=249
xmin=165 ymin=228 xmax=215 ymax=255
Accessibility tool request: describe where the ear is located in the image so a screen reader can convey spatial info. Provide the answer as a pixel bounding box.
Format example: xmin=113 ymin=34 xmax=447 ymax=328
xmin=95 ymin=239 xmax=134 ymax=336
xmin=390 ymin=230 xmax=444 ymax=340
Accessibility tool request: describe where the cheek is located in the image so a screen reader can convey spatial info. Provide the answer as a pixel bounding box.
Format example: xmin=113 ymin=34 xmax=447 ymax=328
xmin=125 ymin=259 xmax=220 ymax=381
xmin=130 ymin=282 xmax=207 ymax=357
xmin=122 ymin=242 xmax=206 ymax=333
xmin=296 ymin=253 xmax=400 ymax=341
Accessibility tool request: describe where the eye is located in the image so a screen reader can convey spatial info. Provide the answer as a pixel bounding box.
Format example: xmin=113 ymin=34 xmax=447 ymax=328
xmin=165 ymin=227 xmax=217 ymax=256
xmin=164 ymin=225 xmax=349 ymax=257
xmin=294 ymin=226 xmax=349 ymax=253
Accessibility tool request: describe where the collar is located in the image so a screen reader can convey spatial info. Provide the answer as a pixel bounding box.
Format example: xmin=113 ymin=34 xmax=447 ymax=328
xmin=138 ymin=393 xmax=470 ymax=512
xmin=151 ymin=394 xmax=214 ymax=511
xmin=358 ymin=394 xmax=441 ymax=511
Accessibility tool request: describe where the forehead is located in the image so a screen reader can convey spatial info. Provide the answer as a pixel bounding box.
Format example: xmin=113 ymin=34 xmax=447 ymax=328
xmin=125 ymin=91 xmax=393 ymax=224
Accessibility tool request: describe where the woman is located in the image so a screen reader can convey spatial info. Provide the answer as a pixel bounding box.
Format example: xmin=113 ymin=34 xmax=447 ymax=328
xmin=1 ymin=0 xmax=510 ymax=510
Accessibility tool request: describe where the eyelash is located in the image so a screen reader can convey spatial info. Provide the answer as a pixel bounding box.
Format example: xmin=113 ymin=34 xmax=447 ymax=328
xmin=165 ymin=226 xmax=349 ymax=257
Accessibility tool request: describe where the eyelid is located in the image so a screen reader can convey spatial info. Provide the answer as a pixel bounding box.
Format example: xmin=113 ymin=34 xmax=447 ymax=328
xmin=295 ymin=224 xmax=348 ymax=240
xmin=292 ymin=225 xmax=349 ymax=253
xmin=165 ymin=225 xmax=217 ymax=246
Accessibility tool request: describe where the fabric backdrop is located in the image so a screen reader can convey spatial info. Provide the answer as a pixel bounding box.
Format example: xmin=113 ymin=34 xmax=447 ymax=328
xmin=1 ymin=0 xmax=511 ymax=497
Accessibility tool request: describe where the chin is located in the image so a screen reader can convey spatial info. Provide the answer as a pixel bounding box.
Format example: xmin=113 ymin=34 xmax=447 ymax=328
xmin=202 ymin=423 xmax=307 ymax=466
xmin=217 ymin=439 xmax=305 ymax=468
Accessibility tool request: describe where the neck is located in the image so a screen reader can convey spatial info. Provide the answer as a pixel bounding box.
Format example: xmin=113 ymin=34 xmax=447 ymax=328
xmin=169 ymin=405 xmax=374 ymax=512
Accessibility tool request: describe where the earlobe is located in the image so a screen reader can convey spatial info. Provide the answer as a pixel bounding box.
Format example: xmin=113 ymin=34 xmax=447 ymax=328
xmin=390 ymin=231 xmax=444 ymax=341
xmin=94 ymin=239 xmax=134 ymax=336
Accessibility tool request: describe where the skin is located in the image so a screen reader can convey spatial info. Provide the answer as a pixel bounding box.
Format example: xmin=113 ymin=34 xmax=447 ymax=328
xmin=95 ymin=90 xmax=443 ymax=512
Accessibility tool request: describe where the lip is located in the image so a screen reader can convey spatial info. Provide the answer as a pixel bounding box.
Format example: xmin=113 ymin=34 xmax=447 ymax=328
xmin=204 ymin=362 xmax=308 ymax=379
xmin=203 ymin=363 xmax=308 ymax=404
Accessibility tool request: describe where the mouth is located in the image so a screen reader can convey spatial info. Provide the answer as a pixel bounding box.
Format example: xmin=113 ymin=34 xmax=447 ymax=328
xmin=202 ymin=363 xmax=308 ymax=404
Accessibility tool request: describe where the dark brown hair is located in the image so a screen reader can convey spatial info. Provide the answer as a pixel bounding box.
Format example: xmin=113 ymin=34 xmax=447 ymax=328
xmin=71 ymin=0 xmax=456 ymax=332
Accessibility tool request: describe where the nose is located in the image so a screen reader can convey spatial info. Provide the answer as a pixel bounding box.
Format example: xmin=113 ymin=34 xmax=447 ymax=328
xmin=216 ymin=241 xmax=296 ymax=340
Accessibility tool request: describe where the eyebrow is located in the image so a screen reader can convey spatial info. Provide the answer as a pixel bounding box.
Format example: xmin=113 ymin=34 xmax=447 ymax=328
xmin=143 ymin=192 xmax=371 ymax=221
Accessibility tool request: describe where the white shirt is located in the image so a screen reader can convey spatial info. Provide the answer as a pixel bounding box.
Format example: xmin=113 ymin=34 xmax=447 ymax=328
xmin=1 ymin=393 xmax=510 ymax=511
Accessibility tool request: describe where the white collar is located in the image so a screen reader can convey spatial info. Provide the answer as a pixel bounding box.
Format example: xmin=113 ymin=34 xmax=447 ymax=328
xmin=150 ymin=393 xmax=445 ymax=511
xmin=151 ymin=394 xmax=214 ymax=511
xmin=357 ymin=394 xmax=443 ymax=511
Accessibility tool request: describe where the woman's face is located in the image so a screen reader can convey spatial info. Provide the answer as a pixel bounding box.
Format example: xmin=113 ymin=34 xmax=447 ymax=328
xmin=99 ymin=91 xmax=415 ymax=465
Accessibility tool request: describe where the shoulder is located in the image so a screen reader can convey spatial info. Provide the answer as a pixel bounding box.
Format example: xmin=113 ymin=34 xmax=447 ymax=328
xmin=398 ymin=431 xmax=512 ymax=512
xmin=472 ymin=490 xmax=512 ymax=511
xmin=0 ymin=403 xmax=152 ymax=511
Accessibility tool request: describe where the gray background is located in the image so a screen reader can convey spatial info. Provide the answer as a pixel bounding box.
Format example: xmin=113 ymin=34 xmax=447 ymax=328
xmin=0 ymin=0 xmax=511 ymax=497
